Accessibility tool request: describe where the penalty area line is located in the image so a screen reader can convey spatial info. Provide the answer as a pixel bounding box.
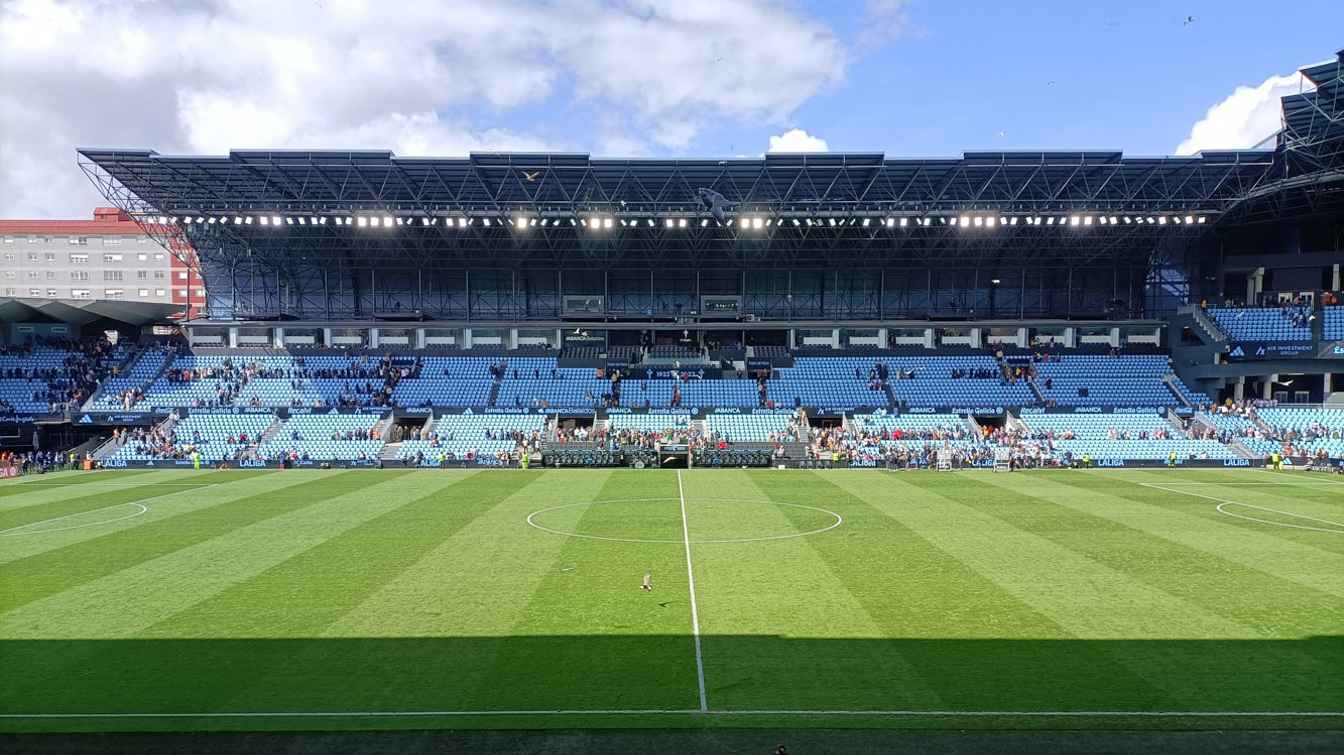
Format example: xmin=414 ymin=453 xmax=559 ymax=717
xmin=2 ymin=709 xmax=1341 ymax=719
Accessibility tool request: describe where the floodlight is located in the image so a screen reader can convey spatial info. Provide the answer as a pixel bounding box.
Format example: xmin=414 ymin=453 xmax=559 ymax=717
xmin=665 ymin=218 xmax=674 ymax=229
xmin=972 ymin=217 xmax=983 ymax=227
xmin=678 ymin=218 xmax=687 ymax=228
xmin=1197 ymin=216 xmax=1207 ymax=224
xmin=603 ymin=217 xmax=613 ymax=229
xmin=752 ymin=217 xmax=763 ymax=229
xmin=1185 ymin=215 xmax=1195 ymax=224
xmin=1158 ymin=216 xmax=1167 ymax=225
xmin=900 ymin=218 xmax=909 ymax=227
xmin=457 ymin=217 xmax=469 ymax=228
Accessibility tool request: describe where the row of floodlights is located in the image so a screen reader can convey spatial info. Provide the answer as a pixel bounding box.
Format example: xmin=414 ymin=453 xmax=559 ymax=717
xmin=159 ymin=213 xmax=1210 ymax=229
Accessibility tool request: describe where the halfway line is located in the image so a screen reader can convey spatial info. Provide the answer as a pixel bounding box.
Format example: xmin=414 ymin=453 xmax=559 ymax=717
xmin=676 ymin=469 xmax=709 ymax=712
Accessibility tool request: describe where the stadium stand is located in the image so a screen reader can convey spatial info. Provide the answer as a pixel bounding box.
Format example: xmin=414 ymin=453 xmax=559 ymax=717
xmin=398 ymin=413 xmax=545 ymax=465
xmin=1326 ymin=306 xmax=1344 ymax=341
xmin=143 ymin=354 xmax=400 ymax=410
xmin=1032 ymin=355 xmax=1208 ymax=407
xmin=107 ymin=413 xmax=273 ymax=463
xmin=88 ymin=344 xmax=172 ymax=410
xmin=1207 ymin=306 xmax=1313 ymax=341
xmin=0 ymin=339 xmax=127 ymax=414
xmin=1020 ymin=412 xmax=1236 ymax=460
xmin=704 ymin=413 xmax=796 ymax=442
xmin=389 ymin=356 xmax=494 ymax=407
xmin=1254 ymin=408 xmax=1344 ymax=457
xmin=259 ymin=413 xmax=384 ymax=462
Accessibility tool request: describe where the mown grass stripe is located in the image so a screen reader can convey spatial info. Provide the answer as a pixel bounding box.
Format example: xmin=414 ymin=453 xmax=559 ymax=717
xmin=149 ymin=470 xmax=538 ymax=638
xmin=194 ymin=470 xmax=552 ymax=713
xmin=470 ymin=471 xmax=697 ymax=712
xmin=1060 ymin=472 xmax=1344 ymax=558
xmin=940 ymin=474 xmax=1344 ymax=636
xmin=0 ymin=471 xmax=260 ymax=531
xmin=683 ymin=470 xmax=945 ymax=711
xmin=0 ymin=471 xmax=155 ymax=499
xmin=744 ymin=470 xmax=1162 ymax=712
xmin=0 ymin=471 xmax=393 ymax=616
xmin=986 ymin=473 xmax=1344 ymax=601
xmin=0 ymin=472 xmax=478 ymax=640
xmin=860 ymin=471 xmax=1344 ymax=712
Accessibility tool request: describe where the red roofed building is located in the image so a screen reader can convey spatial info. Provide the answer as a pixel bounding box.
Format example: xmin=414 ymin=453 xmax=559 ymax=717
xmin=0 ymin=208 xmax=202 ymax=319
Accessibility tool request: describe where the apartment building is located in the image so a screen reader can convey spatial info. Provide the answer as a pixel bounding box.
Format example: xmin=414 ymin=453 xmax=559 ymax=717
xmin=0 ymin=207 xmax=202 ymax=317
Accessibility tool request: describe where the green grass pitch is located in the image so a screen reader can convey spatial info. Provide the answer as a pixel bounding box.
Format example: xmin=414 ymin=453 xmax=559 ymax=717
xmin=0 ymin=467 xmax=1341 ymax=734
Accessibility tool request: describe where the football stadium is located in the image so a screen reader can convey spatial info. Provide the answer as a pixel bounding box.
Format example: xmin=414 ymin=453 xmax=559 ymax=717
xmin=2 ymin=38 xmax=1343 ymax=753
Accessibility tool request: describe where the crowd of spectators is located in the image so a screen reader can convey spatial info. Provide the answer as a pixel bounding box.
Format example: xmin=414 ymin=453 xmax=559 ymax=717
xmin=169 ymin=354 xmax=409 ymax=409
xmin=0 ymin=449 xmax=78 ymax=474
xmin=1 ymin=337 xmax=126 ymax=413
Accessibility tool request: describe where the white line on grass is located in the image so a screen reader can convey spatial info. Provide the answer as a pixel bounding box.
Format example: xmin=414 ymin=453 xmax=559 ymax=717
xmin=1141 ymin=482 xmax=1344 ymax=535
xmin=0 ymin=503 xmax=148 ymax=537
xmin=676 ymin=469 xmax=709 ymax=712
xmin=1 ymin=709 xmax=1340 ymax=719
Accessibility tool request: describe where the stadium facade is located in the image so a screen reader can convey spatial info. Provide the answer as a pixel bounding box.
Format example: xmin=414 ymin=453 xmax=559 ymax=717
xmin=1 ymin=50 xmax=1342 ymax=471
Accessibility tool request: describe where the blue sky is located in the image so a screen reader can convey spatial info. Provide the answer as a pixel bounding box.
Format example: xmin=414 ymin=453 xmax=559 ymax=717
xmin=1 ymin=0 xmax=1341 ymax=217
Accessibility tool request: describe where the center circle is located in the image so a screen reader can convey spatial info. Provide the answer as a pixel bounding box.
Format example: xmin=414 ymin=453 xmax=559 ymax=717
xmin=525 ymin=497 xmax=843 ymax=544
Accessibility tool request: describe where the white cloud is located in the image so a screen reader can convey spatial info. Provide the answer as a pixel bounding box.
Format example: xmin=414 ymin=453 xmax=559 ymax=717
xmin=0 ymin=0 xmax=848 ymax=216
xmin=1176 ymin=72 xmax=1310 ymax=155
xmin=768 ymin=128 xmax=829 ymax=153
xmin=858 ymin=0 xmax=911 ymax=50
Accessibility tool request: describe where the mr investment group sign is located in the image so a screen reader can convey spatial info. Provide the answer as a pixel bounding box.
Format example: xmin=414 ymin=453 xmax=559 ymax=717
xmin=1224 ymin=342 xmax=1318 ymax=360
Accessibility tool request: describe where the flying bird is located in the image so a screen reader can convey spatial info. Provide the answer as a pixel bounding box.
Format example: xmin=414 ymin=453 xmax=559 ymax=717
xmin=696 ymin=188 xmax=731 ymax=223
xmin=1183 ymin=15 xmax=1196 ymax=25
xmin=522 ymin=171 xmax=541 ymax=181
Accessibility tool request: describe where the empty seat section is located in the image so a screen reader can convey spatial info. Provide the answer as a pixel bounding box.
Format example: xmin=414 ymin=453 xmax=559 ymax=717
xmin=1208 ymin=307 xmax=1312 ymax=341
xmin=1033 ymin=355 xmax=1189 ymax=407
xmin=260 ymin=413 xmax=384 ymax=461
xmin=704 ymin=413 xmax=792 ymax=442
xmin=1325 ymin=307 xmax=1344 ymax=340
xmin=389 ymin=357 xmax=494 ymax=407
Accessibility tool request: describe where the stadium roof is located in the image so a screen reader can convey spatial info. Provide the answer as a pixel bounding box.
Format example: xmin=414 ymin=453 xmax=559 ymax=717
xmin=0 ymin=297 xmax=178 ymax=327
xmin=79 ymin=148 xmax=1275 ymax=217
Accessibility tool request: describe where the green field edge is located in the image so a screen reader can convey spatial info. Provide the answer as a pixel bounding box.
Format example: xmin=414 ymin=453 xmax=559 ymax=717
xmin=3 ymin=709 xmax=1343 ymax=734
